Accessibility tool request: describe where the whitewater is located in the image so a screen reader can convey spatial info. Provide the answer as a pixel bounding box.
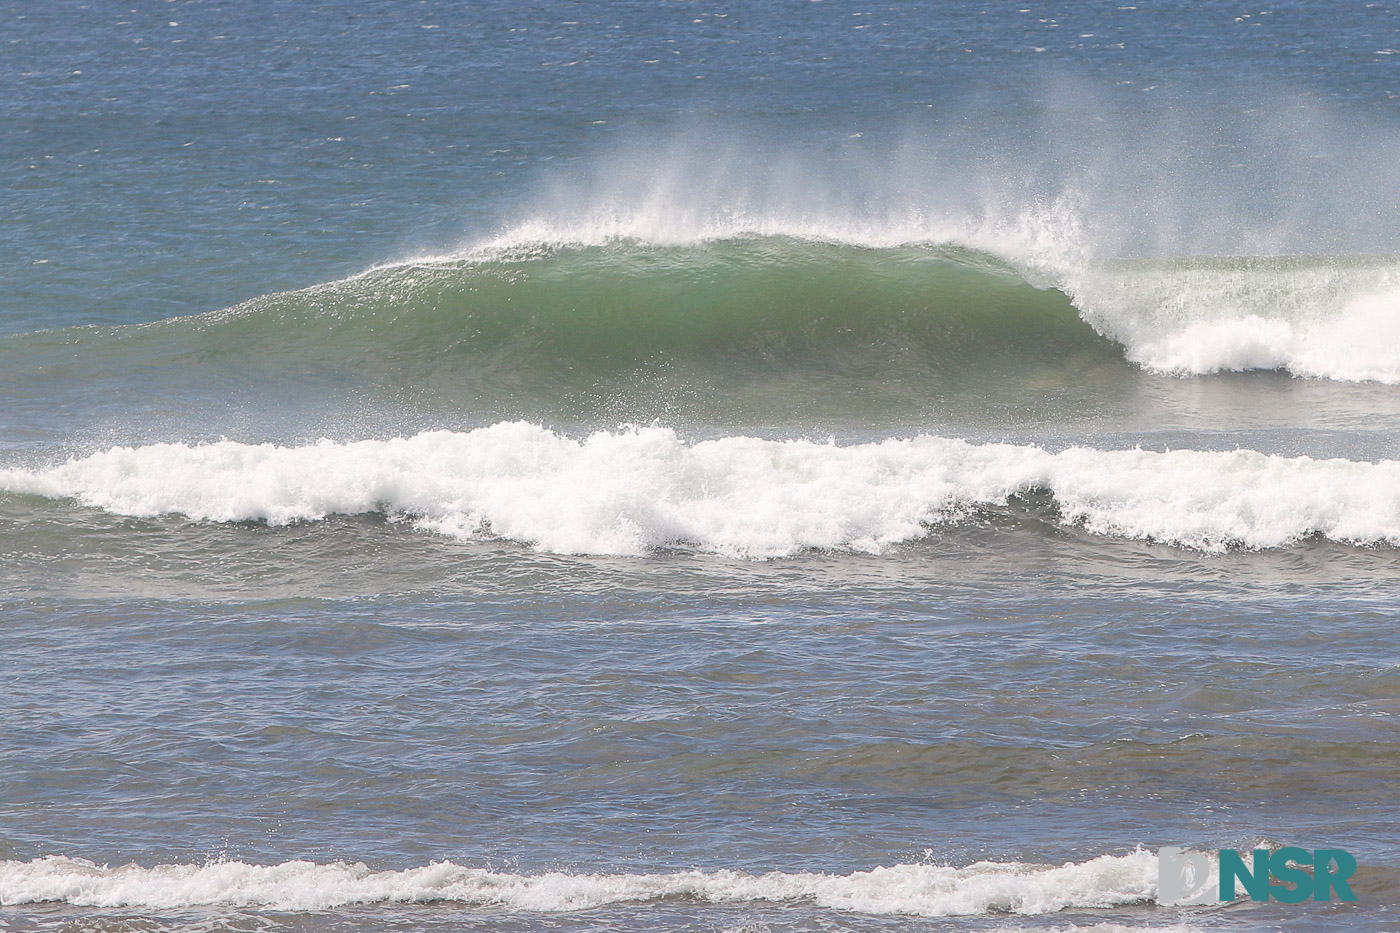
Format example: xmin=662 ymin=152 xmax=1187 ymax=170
xmin=5 ymin=424 xmax=1400 ymax=556
xmin=1 ymin=853 xmax=1159 ymax=915
xmin=5 ymin=3 xmax=1400 ymax=933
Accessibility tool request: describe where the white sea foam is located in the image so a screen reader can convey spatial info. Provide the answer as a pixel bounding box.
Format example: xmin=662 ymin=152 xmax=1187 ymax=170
xmin=0 ymin=851 xmax=1158 ymax=914
xmin=1070 ymin=260 xmax=1400 ymax=381
xmin=4 ymin=424 xmax=1399 ymax=556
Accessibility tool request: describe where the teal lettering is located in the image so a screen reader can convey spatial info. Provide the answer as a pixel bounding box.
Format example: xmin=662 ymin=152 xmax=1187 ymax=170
xmin=1219 ymin=849 xmax=1271 ymax=901
xmin=1313 ymin=849 xmax=1359 ymax=902
xmin=1269 ymin=847 xmax=1314 ymax=903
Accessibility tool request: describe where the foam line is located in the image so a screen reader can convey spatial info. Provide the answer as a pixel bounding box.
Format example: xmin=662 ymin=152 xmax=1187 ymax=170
xmin=0 ymin=851 xmax=1157 ymax=914
xmin=4 ymin=424 xmax=1398 ymax=556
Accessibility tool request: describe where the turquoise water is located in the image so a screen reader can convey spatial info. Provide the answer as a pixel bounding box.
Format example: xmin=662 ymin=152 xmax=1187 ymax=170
xmin=2 ymin=3 xmax=1399 ymax=931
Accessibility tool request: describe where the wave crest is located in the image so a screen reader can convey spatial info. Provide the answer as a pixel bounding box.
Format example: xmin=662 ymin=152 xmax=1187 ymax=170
xmin=8 ymin=230 xmax=1400 ymax=397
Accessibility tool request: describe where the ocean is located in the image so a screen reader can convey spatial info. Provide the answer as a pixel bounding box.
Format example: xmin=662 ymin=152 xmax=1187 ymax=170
xmin=2 ymin=2 xmax=1398 ymax=931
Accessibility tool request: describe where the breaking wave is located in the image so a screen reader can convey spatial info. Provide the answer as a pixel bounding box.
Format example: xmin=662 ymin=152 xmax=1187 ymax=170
xmin=5 ymin=224 xmax=1400 ymax=397
xmin=4 ymin=423 xmax=1399 ymax=556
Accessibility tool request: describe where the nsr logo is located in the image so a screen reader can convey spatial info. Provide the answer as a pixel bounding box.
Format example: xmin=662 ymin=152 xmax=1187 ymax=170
xmin=1158 ymin=847 xmax=1358 ymax=905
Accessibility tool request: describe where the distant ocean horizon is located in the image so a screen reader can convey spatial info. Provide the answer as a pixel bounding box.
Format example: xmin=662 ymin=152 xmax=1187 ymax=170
xmin=2 ymin=3 xmax=1397 ymax=931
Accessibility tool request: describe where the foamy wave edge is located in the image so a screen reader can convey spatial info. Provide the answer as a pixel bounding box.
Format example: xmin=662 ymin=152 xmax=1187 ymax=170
xmin=4 ymin=424 xmax=1400 ymax=556
xmin=0 ymin=851 xmax=1159 ymax=914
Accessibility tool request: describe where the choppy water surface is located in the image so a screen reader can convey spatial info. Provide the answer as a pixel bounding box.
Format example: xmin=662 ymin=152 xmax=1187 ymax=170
xmin=3 ymin=2 xmax=1399 ymax=931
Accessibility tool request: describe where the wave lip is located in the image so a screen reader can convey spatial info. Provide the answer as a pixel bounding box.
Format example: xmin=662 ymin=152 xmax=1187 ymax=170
xmin=0 ymin=851 xmax=1156 ymax=915
xmin=4 ymin=423 xmax=1400 ymax=557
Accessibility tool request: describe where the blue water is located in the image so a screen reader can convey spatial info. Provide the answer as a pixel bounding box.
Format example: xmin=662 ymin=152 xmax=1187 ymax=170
xmin=3 ymin=3 xmax=1399 ymax=931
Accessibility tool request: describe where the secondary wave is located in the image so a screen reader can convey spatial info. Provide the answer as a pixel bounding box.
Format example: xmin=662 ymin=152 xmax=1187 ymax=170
xmin=4 ymin=423 xmax=1399 ymax=556
xmin=0 ymin=851 xmax=1156 ymax=914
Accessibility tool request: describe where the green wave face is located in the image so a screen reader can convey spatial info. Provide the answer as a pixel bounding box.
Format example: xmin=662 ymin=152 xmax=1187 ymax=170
xmin=1 ymin=238 xmax=1126 ymax=432
xmin=213 ymin=239 xmax=1106 ymax=368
